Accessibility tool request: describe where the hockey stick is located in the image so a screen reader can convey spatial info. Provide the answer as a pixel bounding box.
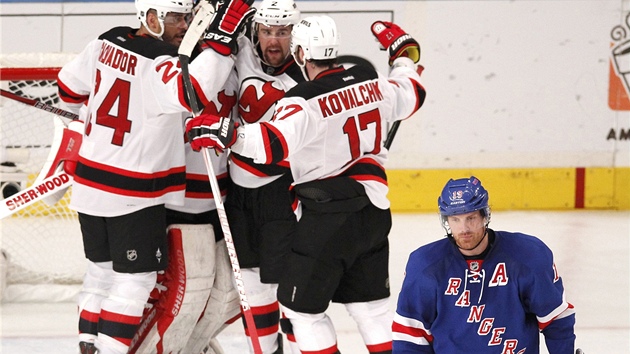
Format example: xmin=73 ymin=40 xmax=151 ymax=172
xmin=0 ymin=88 xmax=79 ymax=121
xmin=1 ymin=89 xmax=82 ymax=207
xmin=384 ymin=121 xmax=400 ymax=149
xmin=177 ymin=3 xmax=263 ymax=354
xmin=0 ymin=171 xmax=72 ymax=219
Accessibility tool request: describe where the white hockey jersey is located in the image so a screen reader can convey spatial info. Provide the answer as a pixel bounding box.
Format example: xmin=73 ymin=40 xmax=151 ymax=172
xmin=233 ymin=58 xmax=425 ymax=213
xmin=166 ymin=70 xmax=239 ymax=214
xmin=228 ymin=36 xmax=304 ymax=188
xmin=57 ymin=26 xmax=236 ymax=216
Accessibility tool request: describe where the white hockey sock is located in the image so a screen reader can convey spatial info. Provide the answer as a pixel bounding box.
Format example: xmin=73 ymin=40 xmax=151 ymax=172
xmin=242 ymin=268 xmax=282 ymax=353
xmin=95 ymin=271 xmax=156 ymax=354
xmin=345 ymin=298 xmax=393 ymax=352
xmin=78 ymin=261 xmax=114 ymax=344
xmin=282 ymin=306 xmax=338 ymax=353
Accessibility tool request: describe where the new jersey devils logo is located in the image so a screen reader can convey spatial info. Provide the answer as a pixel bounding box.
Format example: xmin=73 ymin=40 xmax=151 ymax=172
xmin=238 ymin=78 xmax=286 ymax=124
xmin=203 ymin=89 xmax=237 ymax=118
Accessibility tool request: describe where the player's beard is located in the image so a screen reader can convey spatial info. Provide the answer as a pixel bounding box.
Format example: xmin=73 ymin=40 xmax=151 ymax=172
xmin=454 ymin=228 xmax=488 ymax=253
xmin=163 ymin=30 xmax=186 ymax=48
xmin=263 ymin=46 xmax=288 ymax=67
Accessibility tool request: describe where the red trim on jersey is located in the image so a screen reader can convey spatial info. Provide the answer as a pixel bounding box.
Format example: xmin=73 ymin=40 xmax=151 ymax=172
xmin=184 ymin=171 xmax=228 ymax=199
xmin=186 ymin=172 xmax=210 ymax=182
xmin=406 ymin=77 xmax=426 ymax=119
xmin=231 ymin=155 xmax=268 ymax=177
xmin=392 ymin=321 xmax=433 ymax=342
xmin=74 ymin=156 xmax=186 ymax=198
xmin=177 ymin=73 xmax=192 ymax=111
xmin=230 ymin=152 xmax=290 ymax=177
xmin=351 ymin=173 xmax=388 ymax=186
xmin=346 ymin=158 xmax=388 ymax=186
xmin=538 ymin=303 xmax=575 ymax=331
xmin=192 ymin=73 xmax=210 ymax=107
xmin=314 ymin=66 xmax=346 ymax=80
xmin=274 ymin=56 xmax=298 ymax=75
xmin=79 ymin=157 xmax=184 ymax=179
xmin=57 ymin=78 xmax=89 ymax=104
xmin=260 ymin=122 xmax=289 ymax=164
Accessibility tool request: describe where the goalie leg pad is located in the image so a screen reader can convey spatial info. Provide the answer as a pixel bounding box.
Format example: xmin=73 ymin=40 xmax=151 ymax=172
xmin=182 ymin=239 xmax=241 ymax=354
xmin=129 ymin=224 xmax=217 ymax=354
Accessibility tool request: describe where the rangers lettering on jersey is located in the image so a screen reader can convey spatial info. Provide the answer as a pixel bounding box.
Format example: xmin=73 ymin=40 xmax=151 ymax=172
xmin=98 ymin=42 xmax=137 ymax=75
xmin=318 ymin=81 xmax=383 ymax=118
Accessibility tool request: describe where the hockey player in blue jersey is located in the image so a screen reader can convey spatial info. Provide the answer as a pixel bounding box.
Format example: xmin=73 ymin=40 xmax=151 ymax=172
xmin=392 ymin=176 xmax=577 ymax=354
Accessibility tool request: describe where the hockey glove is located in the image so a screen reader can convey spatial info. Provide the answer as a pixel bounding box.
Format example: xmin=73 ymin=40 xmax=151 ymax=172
xmin=200 ymin=0 xmax=256 ymax=56
xmin=185 ymin=114 xmax=238 ymax=152
xmin=371 ymin=21 xmax=421 ymax=66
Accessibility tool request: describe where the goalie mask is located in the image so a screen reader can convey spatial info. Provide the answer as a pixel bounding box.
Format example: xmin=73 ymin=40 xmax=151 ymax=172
xmin=291 ymin=15 xmax=340 ymax=80
xmin=136 ymin=0 xmax=193 ymax=38
xmin=438 ymin=176 xmax=491 ymax=235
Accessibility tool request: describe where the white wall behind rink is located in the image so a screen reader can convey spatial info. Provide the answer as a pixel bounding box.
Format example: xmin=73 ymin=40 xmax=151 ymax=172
xmin=1 ymin=0 xmax=629 ymax=169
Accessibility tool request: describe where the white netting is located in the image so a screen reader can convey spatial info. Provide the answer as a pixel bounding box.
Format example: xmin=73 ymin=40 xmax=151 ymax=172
xmin=0 ymin=53 xmax=86 ymax=302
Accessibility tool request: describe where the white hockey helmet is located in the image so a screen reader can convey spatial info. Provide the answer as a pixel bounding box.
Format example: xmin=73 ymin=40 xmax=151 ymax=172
xmin=291 ymin=15 xmax=340 ymax=64
xmin=136 ymin=0 xmax=193 ymax=38
xmin=254 ymin=0 xmax=300 ymax=27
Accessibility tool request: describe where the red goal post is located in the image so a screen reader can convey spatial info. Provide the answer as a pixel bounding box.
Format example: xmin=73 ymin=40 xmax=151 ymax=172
xmin=0 ymin=53 xmax=86 ymax=302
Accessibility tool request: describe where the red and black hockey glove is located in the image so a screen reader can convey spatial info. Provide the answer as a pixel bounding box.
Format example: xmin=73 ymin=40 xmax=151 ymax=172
xmin=371 ymin=21 xmax=421 ymax=66
xmin=185 ymin=114 xmax=238 ymax=152
xmin=200 ymin=0 xmax=256 ymax=56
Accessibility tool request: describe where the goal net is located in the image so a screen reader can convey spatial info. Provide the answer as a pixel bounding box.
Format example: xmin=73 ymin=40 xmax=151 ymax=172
xmin=0 ymin=53 xmax=86 ymax=302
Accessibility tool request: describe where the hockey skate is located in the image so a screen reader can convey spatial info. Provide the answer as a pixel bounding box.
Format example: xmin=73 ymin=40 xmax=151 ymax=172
xmin=79 ymin=341 xmax=97 ymax=354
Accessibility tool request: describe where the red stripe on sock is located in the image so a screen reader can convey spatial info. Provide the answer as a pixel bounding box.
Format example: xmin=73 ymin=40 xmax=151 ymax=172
xmin=301 ymin=343 xmax=339 ymax=354
xmin=367 ymin=341 xmax=392 ymax=353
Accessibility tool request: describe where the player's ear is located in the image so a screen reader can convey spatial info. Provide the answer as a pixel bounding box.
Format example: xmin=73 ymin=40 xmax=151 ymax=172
xmin=295 ymin=46 xmax=306 ymax=66
xmin=146 ymin=10 xmax=162 ymax=34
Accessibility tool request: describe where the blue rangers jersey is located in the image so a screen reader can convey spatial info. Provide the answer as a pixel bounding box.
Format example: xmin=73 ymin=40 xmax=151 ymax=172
xmin=393 ymin=230 xmax=576 ymax=354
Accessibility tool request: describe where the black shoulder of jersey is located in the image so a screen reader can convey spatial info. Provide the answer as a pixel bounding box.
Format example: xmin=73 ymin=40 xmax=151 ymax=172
xmin=98 ymin=26 xmax=179 ymax=59
xmin=284 ymin=60 xmax=307 ymax=83
xmin=284 ymin=64 xmax=379 ymax=101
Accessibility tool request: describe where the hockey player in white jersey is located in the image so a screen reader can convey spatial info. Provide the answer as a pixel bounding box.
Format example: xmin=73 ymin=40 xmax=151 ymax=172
xmin=223 ymin=0 xmax=304 ymax=352
xmin=56 ymin=0 xmax=255 ymax=353
xmin=128 ymin=70 xmax=242 ymax=354
xmin=186 ymin=15 xmax=426 ymax=354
